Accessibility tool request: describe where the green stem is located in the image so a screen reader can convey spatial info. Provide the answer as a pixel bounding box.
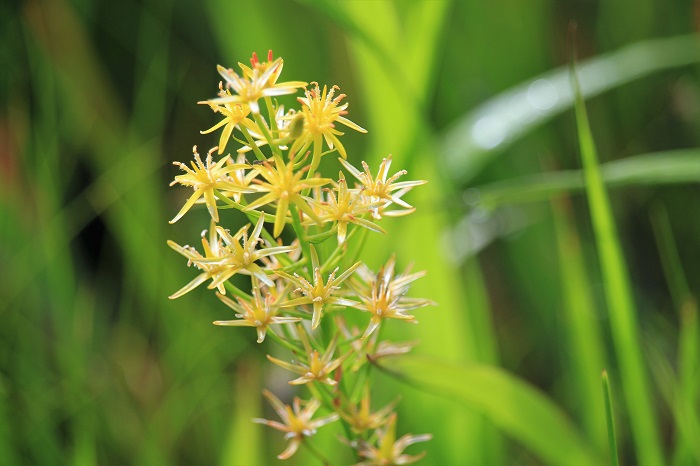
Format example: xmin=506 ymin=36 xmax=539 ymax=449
xmin=309 ymin=138 xmax=323 ymax=177
xmin=267 ymin=328 xmax=302 ymax=354
xmin=223 ymin=282 xmax=252 ymax=300
xmin=264 ymin=97 xmax=279 ymax=134
xmin=304 ymin=226 xmax=337 ymax=244
xmin=349 ymin=362 xmax=371 ymax=404
xmin=346 ymin=222 xmax=371 ymax=268
xmin=252 ymin=111 xmax=282 ymax=158
xmin=214 ymin=191 xmax=277 ymax=222
xmin=302 ymin=437 xmax=334 ymax=466
xmin=290 ymin=203 xmax=312 ymax=274
xmin=238 ymin=124 xmax=268 ymax=161
xmin=320 ymin=224 xmax=367 ymax=275
xmin=301 ymin=140 xmax=323 ymax=198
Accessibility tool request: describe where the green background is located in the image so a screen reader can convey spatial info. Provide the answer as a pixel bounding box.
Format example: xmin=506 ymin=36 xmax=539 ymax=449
xmin=1 ymin=0 xmax=699 ymax=464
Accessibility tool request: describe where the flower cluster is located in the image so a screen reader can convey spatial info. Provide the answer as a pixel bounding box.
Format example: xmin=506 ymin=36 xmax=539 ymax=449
xmin=168 ymin=51 xmax=432 ymax=464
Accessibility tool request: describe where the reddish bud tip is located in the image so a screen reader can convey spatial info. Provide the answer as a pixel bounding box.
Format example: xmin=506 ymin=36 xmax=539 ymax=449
xmin=268 ymin=49 xmax=274 ymax=61
xmin=251 ymin=52 xmax=258 ymax=67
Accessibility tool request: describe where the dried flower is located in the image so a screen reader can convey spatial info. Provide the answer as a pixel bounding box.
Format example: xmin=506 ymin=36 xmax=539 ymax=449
xmin=253 ymin=390 xmax=339 ymax=460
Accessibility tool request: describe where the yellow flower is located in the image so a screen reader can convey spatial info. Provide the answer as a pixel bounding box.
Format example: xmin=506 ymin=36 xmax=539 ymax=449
xmin=169 ymin=146 xmax=252 ymax=223
xmin=339 ymin=386 xmax=398 ymax=434
xmin=207 ymin=215 xmax=295 ymax=288
xmin=267 ymin=326 xmax=349 ymax=386
xmin=213 ymin=286 xmax=301 ymax=343
xmin=340 ymin=155 xmax=427 ymax=219
xmin=245 ymin=155 xmax=331 ymax=237
xmin=167 ymin=220 xmax=229 ymax=298
xmin=253 ymin=390 xmax=339 ymax=460
xmin=210 ymin=51 xmax=306 ymax=114
xmin=349 ymin=256 xmax=434 ymax=338
xmin=353 ymin=413 xmax=432 ymax=466
xmin=167 ymin=216 xmax=295 ymax=298
xmin=308 ymin=172 xmax=385 ymax=244
xmin=290 ymin=83 xmax=367 ymax=170
xmin=199 ymin=88 xmax=259 ymax=154
xmin=277 ymin=247 xmax=360 ymax=329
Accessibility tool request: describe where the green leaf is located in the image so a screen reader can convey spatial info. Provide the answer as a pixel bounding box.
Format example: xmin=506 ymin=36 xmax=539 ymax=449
xmin=475 ymin=149 xmax=700 ymax=209
xmin=378 ymin=357 xmax=602 ymax=466
xmin=442 ymin=34 xmax=700 ymax=183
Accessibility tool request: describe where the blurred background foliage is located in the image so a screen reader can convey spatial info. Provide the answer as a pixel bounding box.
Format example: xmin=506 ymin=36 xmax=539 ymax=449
xmin=1 ymin=0 xmax=699 ymax=464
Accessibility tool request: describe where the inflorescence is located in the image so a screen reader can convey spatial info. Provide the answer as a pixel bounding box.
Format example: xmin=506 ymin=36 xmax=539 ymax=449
xmin=168 ymin=50 xmax=433 ymax=464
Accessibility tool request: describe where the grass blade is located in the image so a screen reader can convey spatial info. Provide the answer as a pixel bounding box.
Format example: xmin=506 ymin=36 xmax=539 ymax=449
xmin=552 ymin=196 xmax=607 ymax=450
xmin=602 ymin=371 xmax=621 ymax=466
xmin=572 ymin=61 xmax=663 ymax=465
xmin=650 ymin=205 xmax=700 ymax=465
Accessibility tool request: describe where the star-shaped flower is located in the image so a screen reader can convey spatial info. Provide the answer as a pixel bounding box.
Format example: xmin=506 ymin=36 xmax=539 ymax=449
xmin=253 ymin=390 xmax=339 ymax=460
xmin=339 ymin=386 xmax=398 ymax=434
xmin=245 ymin=155 xmax=331 ymax=237
xmin=167 ymin=220 xmax=230 ymax=298
xmin=209 ymin=51 xmax=307 ymax=114
xmin=198 ymin=89 xmax=259 ymax=154
xmin=213 ymin=286 xmax=301 ymax=343
xmin=277 ymin=246 xmax=360 ymax=329
xmin=168 ymin=216 xmax=295 ymax=298
xmin=290 ymin=83 xmax=367 ymax=171
xmin=340 ymin=155 xmax=427 ymax=219
xmin=349 ymin=256 xmax=434 ymax=339
xmin=169 ymin=145 xmax=252 ymax=223
xmin=267 ymin=327 xmax=349 ymax=386
xmin=309 ymin=172 xmax=384 ymax=244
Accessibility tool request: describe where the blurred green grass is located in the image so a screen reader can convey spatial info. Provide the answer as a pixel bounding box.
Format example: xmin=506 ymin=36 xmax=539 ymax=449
xmin=2 ymin=0 xmax=699 ymax=464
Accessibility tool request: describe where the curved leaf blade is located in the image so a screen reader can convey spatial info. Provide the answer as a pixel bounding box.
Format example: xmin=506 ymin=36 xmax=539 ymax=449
xmin=378 ymin=357 xmax=602 ymax=466
xmin=442 ymin=35 xmax=700 ymax=182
